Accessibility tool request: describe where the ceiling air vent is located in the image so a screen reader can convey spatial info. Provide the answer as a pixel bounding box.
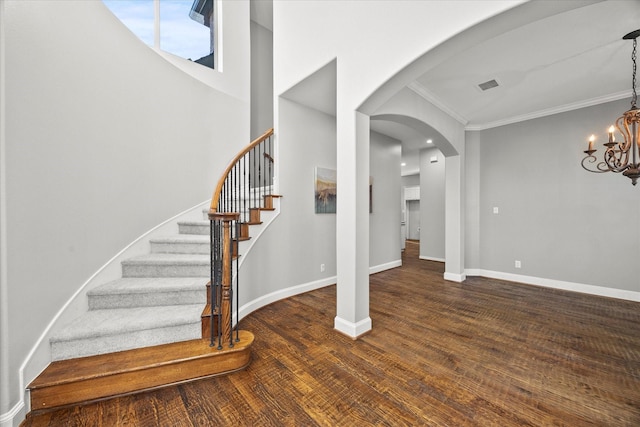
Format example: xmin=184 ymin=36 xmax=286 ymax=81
xmin=478 ymin=79 xmax=499 ymax=91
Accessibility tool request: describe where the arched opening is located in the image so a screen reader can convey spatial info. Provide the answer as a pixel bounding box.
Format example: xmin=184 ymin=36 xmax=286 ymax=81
xmin=366 ymin=84 xmax=465 ymax=282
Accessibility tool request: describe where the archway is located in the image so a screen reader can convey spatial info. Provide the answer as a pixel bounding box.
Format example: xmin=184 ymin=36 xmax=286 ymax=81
xmin=368 ymin=88 xmax=466 ymax=282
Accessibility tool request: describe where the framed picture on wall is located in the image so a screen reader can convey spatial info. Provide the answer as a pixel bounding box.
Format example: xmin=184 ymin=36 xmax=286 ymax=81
xmin=315 ymin=167 xmax=336 ymax=214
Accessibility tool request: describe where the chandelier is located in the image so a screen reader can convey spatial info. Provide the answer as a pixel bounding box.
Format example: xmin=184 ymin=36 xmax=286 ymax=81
xmin=581 ymin=29 xmax=640 ymax=186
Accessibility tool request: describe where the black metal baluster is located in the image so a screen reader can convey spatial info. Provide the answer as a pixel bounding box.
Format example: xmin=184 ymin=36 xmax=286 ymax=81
xmin=209 ymin=218 xmax=214 ymax=347
xmin=235 ymin=219 xmax=240 ymax=342
xmin=212 ymin=219 xmax=223 ymax=349
xmin=228 ymin=220 xmax=234 ymax=348
xmin=243 ymin=155 xmax=247 ymax=224
xmin=269 ymin=135 xmax=273 ymax=194
xmin=251 ymin=146 xmax=255 ymax=211
xmin=259 ymin=141 xmax=263 ymax=201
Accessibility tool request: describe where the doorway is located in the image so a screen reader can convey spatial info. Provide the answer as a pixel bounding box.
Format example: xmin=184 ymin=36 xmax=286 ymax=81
xmin=406 ymin=199 xmax=420 ymax=241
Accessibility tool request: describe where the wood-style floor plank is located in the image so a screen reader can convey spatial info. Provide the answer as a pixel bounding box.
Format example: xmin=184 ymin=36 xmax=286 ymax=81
xmin=23 ymin=241 xmax=640 ymax=426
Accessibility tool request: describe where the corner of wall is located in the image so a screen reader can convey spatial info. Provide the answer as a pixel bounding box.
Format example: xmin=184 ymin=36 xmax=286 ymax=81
xmin=0 ymin=0 xmax=11 ymax=419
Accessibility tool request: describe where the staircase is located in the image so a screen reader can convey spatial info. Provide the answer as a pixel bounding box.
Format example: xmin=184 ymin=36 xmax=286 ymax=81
xmin=49 ymin=213 xmax=211 ymax=362
xmin=27 ymin=129 xmax=276 ymax=414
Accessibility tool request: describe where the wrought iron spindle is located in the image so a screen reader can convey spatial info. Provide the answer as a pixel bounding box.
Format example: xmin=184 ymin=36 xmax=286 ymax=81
xmin=235 ymin=219 xmax=240 ymax=342
xmin=242 ymin=156 xmax=247 ymax=224
xmin=208 ymin=129 xmax=274 ymax=349
xmin=268 ymin=134 xmax=272 ymax=194
xmin=252 ymin=145 xmax=256 ymax=210
xmin=228 ymin=221 xmax=234 ymax=348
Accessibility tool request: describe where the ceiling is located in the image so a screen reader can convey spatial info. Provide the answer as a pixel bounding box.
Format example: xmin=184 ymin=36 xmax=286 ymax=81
xmin=412 ymin=0 xmax=640 ymax=130
xmin=279 ymin=0 xmax=640 ymax=176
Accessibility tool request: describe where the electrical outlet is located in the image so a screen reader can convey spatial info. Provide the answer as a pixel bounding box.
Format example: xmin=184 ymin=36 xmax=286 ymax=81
xmin=320 ymin=264 xmax=325 ymax=272
xmin=515 ymin=260 xmax=522 ymax=269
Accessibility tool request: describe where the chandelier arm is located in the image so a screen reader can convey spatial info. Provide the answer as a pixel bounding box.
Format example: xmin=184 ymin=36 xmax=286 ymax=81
xmin=581 ymin=154 xmax=614 ymax=173
xmin=617 ymin=115 xmax=632 ymax=152
xmin=604 ymin=146 xmax=621 ymax=169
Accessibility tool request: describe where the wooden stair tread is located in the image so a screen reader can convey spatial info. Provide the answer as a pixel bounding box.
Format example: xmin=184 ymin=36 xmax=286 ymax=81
xmin=30 ymin=331 xmax=253 ymax=389
xmin=29 ymin=332 xmax=254 ymax=411
xmin=200 ymin=304 xmax=219 ymax=318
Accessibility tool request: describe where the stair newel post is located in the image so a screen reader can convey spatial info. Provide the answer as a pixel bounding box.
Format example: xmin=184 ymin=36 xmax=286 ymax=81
xmin=209 ymin=211 xmax=239 ymax=349
xmin=209 ymin=214 xmax=222 ymax=347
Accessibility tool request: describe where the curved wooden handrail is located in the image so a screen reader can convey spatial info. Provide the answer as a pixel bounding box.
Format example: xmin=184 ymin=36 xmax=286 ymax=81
xmin=209 ymin=128 xmax=274 ymax=212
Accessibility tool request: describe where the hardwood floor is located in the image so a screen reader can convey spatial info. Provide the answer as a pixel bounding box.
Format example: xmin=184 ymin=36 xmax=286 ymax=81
xmin=23 ymin=241 xmax=640 ymax=426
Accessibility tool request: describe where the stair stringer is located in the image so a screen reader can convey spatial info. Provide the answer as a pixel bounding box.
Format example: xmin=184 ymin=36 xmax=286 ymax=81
xmin=20 ymin=199 xmax=211 ymax=411
xmin=222 ymin=196 xmax=282 ymax=328
xmin=237 ymin=201 xmax=281 ymax=271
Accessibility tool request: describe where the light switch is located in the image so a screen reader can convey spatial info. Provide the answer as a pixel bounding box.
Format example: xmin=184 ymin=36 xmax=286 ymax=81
xmin=493 ymin=207 xmax=499 ymax=214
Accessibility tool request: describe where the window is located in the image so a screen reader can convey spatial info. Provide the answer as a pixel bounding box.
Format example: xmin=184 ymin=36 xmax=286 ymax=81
xmin=103 ymin=0 xmax=215 ymax=69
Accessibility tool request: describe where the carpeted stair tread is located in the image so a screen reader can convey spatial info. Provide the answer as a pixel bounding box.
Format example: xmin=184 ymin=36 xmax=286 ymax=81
xmin=87 ymin=278 xmax=206 ymax=309
xmin=150 ymin=234 xmax=209 ymax=254
xmin=121 ymin=254 xmax=209 ymax=278
xmin=122 ymin=253 xmax=209 ymax=265
xmin=89 ymin=277 xmax=206 ymax=295
xmin=178 ymin=220 xmax=209 ymax=226
xmin=149 ymin=234 xmax=209 ymax=244
xmin=51 ymin=305 xmax=203 ymax=343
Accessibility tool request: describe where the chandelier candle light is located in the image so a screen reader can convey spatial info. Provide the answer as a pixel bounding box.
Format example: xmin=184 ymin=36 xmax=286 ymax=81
xmin=582 ymin=29 xmax=640 ymax=186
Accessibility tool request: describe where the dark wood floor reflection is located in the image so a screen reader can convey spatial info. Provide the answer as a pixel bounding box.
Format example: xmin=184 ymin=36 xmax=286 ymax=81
xmin=24 ymin=241 xmax=640 ymax=426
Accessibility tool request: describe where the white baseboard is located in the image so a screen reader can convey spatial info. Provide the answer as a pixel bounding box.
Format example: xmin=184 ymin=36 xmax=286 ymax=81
xmin=0 ymin=401 xmax=24 ymax=427
xmin=369 ymin=260 xmax=402 ymax=275
xmin=237 ymin=261 xmax=402 ymax=322
xmin=444 ymin=272 xmax=466 ymax=283
xmin=466 ymin=269 xmax=640 ymax=302
xmin=419 ymin=255 xmax=445 ymax=262
xmin=334 ymin=316 xmax=372 ymax=338
xmin=238 ymin=276 xmax=336 ymax=321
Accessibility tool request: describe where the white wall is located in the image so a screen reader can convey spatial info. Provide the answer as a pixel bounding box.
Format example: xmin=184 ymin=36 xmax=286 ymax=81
xmin=477 ymin=99 xmax=639 ymax=293
xmin=239 ymin=98 xmax=337 ymax=307
xmin=237 ymin=103 xmax=403 ymax=323
xmin=251 ymin=20 xmax=273 ymax=139
xmin=273 ymin=0 xmax=523 ymax=336
xmin=402 ymin=174 xmax=420 ymax=187
xmin=464 ymin=131 xmax=482 ymax=269
xmin=369 ymin=132 xmax=402 ymax=271
xmin=419 ymin=147 xmax=446 ymax=261
xmin=2 ymin=0 xmax=250 ymax=422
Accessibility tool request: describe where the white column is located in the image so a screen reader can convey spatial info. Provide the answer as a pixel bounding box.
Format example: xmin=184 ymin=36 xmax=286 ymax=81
xmin=335 ymin=110 xmax=372 ymax=337
xmin=444 ymin=154 xmax=466 ymax=282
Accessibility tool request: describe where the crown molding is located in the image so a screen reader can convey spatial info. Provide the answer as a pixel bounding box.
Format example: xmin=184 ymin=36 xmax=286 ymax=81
xmin=407 ymin=82 xmax=468 ymax=125
xmin=408 ymin=81 xmax=632 ymax=132
xmin=466 ymin=90 xmax=633 ymax=131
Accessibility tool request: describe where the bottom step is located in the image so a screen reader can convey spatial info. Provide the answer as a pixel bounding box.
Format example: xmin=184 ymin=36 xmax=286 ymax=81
xmin=28 ymin=331 xmax=254 ymax=413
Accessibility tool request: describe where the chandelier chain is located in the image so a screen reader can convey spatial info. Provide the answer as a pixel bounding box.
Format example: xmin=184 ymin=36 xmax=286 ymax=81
xmin=632 ymin=37 xmax=637 ymax=108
